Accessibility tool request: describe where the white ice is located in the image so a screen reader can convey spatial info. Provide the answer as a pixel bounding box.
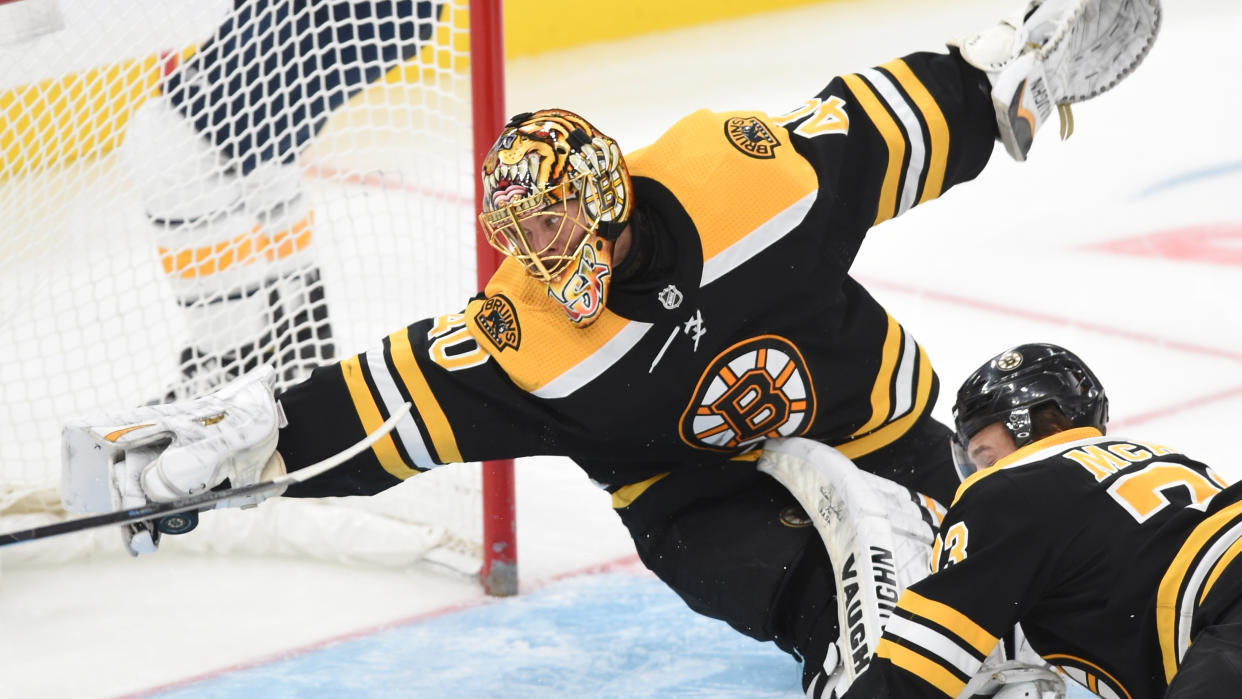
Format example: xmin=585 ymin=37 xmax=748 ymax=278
xmin=2 ymin=0 xmax=1240 ymax=697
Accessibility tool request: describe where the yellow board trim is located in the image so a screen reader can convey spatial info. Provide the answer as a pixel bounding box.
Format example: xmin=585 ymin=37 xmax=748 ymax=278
xmin=851 ymin=314 xmax=901 ymax=437
xmin=876 ymin=638 xmax=966 ymax=697
xmin=504 ymin=0 xmax=842 ymax=58
xmin=0 ymin=54 xmax=165 ymax=174
xmin=1157 ymin=499 xmax=1242 ymax=682
xmin=897 ymin=589 xmax=997 ymax=655
xmin=880 ymin=58 xmax=949 ymax=204
xmin=835 ymin=346 xmax=932 ymax=460
xmin=840 ymin=73 xmax=905 ymax=226
xmin=611 ymin=472 xmax=670 ymax=509
xmin=3 ymin=2 xmax=846 ymax=173
xmin=339 ymin=355 xmax=417 ymax=480
xmin=388 ymin=328 xmax=463 ymax=464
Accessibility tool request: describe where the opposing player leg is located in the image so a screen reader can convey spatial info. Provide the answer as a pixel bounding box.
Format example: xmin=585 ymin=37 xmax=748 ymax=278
xmin=119 ymin=1 xmax=442 ymax=398
xmin=122 ymin=97 xmax=331 ymax=398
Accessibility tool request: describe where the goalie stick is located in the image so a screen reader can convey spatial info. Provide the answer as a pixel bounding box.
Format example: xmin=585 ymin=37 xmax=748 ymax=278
xmin=0 ymin=402 xmax=412 ymax=547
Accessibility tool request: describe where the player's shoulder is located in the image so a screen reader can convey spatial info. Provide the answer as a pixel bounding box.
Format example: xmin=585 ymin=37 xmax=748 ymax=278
xmin=627 ymin=108 xmax=811 ymax=177
xmin=952 ymin=427 xmax=1109 ymax=506
xmin=626 ymin=109 xmax=821 ymax=269
xmin=463 ymin=259 xmax=647 ymax=397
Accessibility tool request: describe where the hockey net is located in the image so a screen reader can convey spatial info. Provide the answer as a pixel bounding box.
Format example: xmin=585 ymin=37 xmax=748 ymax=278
xmin=0 ymin=0 xmax=514 ymax=591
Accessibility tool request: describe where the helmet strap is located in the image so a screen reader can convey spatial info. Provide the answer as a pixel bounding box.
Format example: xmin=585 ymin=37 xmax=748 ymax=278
xmin=1004 ymin=408 xmax=1034 ymax=447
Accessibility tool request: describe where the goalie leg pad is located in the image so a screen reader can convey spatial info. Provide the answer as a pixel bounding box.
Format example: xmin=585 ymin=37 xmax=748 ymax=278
xmin=758 ymin=438 xmax=939 ymax=693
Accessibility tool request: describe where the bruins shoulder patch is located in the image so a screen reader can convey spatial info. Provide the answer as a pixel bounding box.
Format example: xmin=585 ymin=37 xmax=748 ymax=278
xmin=724 ymin=115 xmax=780 ymax=159
xmin=475 ymin=294 xmax=521 ymax=351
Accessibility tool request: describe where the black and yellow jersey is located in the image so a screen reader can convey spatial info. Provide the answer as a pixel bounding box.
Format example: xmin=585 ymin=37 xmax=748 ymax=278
xmin=844 ymin=427 xmax=1242 ymax=699
xmin=275 ymin=51 xmax=996 ymax=503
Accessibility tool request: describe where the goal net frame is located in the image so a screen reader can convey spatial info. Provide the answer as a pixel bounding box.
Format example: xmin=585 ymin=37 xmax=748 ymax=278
xmin=0 ymin=0 xmax=516 ymax=596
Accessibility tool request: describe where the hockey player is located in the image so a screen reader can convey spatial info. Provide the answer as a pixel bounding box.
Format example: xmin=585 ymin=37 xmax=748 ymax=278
xmin=62 ymin=1 xmax=1161 ymax=695
xmin=121 ymin=1 xmax=442 ymax=398
xmin=841 ymin=343 xmax=1242 ymax=699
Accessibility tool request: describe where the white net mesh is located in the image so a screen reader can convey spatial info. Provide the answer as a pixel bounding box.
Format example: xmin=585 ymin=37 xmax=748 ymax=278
xmin=0 ymin=0 xmax=491 ymax=574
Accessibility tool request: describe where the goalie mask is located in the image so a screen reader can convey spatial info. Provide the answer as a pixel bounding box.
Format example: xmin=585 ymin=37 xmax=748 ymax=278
xmin=479 ymin=109 xmax=632 ymax=328
xmin=951 ymin=343 xmax=1109 ymax=478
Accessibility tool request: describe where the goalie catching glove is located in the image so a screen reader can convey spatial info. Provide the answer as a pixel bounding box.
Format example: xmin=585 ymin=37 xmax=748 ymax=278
xmin=61 ymin=366 xmax=285 ymax=555
xmin=953 ymin=0 xmax=1161 ymax=160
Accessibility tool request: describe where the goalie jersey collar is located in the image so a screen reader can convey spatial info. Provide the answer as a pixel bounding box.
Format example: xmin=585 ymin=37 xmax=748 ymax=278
xmin=603 ymin=177 xmax=704 ymax=323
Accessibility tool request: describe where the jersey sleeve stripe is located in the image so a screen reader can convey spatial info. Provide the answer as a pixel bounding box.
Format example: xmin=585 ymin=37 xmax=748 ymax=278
xmin=530 ymin=320 xmax=653 ymax=399
xmin=1201 ymin=530 xmax=1242 ymax=603
xmin=364 ymin=345 xmax=437 ymax=470
xmin=859 ymin=67 xmax=924 ymax=219
xmin=388 ymin=327 xmax=463 ymax=464
xmin=883 ymin=615 xmax=988 ymax=681
xmin=840 ymin=73 xmax=905 ymax=226
xmin=875 ymin=638 xmax=968 ymax=697
xmin=852 ymin=313 xmax=901 ymax=437
xmin=880 ymin=58 xmax=950 ymax=204
xmin=895 ymin=589 xmax=998 ymax=655
xmin=889 ymin=328 xmax=918 ymax=420
xmin=339 ymin=355 xmax=418 ymax=479
xmin=836 ymin=341 xmax=932 ymax=460
xmin=1157 ymin=500 xmax=1242 ymax=681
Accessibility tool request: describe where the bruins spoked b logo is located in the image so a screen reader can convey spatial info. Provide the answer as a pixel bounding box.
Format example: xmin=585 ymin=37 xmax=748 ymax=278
xmin=724 ymin=116 xmax=780 ymax=159
xmin=680 ymin=335 xmax=815 ymax=452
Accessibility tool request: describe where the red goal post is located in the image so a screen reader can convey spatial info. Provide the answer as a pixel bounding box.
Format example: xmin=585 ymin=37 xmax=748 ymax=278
xmin=470 ymin=0 xmax=517 ymax=597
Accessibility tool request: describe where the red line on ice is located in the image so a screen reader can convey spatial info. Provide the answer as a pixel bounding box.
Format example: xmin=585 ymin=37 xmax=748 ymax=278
xmin=858 ymin=277 xmax=1242 ymax=364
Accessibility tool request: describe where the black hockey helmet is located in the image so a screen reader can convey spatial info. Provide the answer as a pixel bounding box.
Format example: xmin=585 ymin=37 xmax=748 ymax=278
xmin=951 ymin=343 xmax=1108 ymax=477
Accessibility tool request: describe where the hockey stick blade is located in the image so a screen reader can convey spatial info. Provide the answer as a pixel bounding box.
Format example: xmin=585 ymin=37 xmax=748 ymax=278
xmin=0 ymin=402 xmax=412 ymax=547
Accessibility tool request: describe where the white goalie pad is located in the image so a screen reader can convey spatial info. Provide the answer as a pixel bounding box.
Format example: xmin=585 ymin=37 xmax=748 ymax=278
xmin=757 ymin=438 xmax=939 ymax=695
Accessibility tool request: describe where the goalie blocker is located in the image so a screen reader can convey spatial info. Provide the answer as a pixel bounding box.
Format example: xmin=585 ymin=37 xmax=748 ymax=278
xmin=61 ymin=367 xmax=287 ymax=555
